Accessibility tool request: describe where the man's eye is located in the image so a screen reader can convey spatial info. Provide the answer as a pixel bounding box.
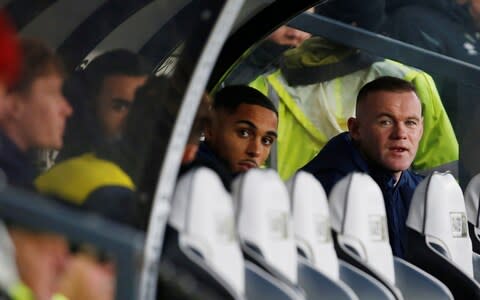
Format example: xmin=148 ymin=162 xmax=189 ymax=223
xmin=111 ymin=100 xmax=131 ymax=112
xmin=379 ymin=119 xmax=392 ymax=126
xmin=262 ymin=137 xmax=274 ymax=146
xmin=405 ymin=120 xmax=418 ymax=127
xmin=238 ymin=129 xmax=250 ymax=137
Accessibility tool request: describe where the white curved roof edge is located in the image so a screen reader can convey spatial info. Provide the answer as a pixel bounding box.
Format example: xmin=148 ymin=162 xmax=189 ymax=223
xmin=20 ymin=0 xmax=108 ymax=49
xmin=83 ymin=0 xmax=188 ymax=64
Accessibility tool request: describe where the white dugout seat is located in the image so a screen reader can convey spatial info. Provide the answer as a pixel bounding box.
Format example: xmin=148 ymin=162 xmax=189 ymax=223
xmin=233 ymin=169 xmax=385 ymax=300
xmin=287 ymin=171 xmax=398 ymax=300
xmin=169 ymin=167 xmax=299 ymax=300
xmin=330 ymin=172 xmax=453 ymax=300
xmin=169 ymin=167 xmax=245 ymax=299
xmin=406 ymin=171 xmax=480 ymax=299
xmin=464 ymin=173 xmax=480 ymax=256
xmin=287 ymin=171 xmax=358 ymax=300
xmin=286 ymin=171 xmax=339 ymax=278
xmin=232 ymin=168 xmax=305 ymax=299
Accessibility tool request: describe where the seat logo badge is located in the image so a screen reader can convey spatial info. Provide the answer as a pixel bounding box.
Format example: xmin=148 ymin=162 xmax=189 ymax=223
xmin=450 ymin=212 xmax=467 ymax=238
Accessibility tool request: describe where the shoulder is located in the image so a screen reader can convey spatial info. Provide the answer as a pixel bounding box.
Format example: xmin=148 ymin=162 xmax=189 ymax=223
xmin=404 ymin=169 xmax=425 ymax=186
xmin=192 ymin=144 xmax=233 ymax=191
xmin=35 ymin=153 xmax=135 ymax=204
xmin=302 ymin=132 xmax=360 ymax=172
xmin=302 ymin=132 xmax=365 ymax=194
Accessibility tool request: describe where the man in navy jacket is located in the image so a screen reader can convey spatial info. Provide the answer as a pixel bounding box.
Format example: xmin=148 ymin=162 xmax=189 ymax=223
xmin=302 ymin=76 xmax=425 ymax=257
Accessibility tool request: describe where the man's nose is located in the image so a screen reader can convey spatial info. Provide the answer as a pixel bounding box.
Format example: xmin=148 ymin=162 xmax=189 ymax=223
xmin=392 ymin=123 xmax=408 ymax=139
xmin=62 ymin=96 xmax=73 ymax=117
xmin=246 ymin=138 xmax=261 ymax=157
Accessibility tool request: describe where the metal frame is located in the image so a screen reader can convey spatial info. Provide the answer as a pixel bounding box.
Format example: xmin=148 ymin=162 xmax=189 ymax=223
xmin=288 ymin=12 xmax=480 ymax=87
xmin=209 ymin=0 xmax=328 ymax=88
xmin=0 ymin=187 xmax=144 ymax=300
xmin=211 ymin=5 xmax=480 ymax=89
xmin=138 ymin=0 xmax=246 ymax=299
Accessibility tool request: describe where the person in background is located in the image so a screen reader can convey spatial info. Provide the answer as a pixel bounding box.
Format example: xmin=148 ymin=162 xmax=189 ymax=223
xmin=34 ymin=76 xmax=211 ymax=300
xmin=0 ymin=11 xmax=20 ymax=186
xmin=35 ymin=76 xmax=211 ymax=228
xmin=224 ymin=5 xmax=313 ymax=86
xmin=0 ymin=38 xmax=72 ymax=187
xmin=0 ymin=221 xmax=71 ymax=300
xmin=0 ymin=14 xmax=72 ymax=300
xmin=0 ymin=12 xmax=20 ymax=118
xmin=59 ymin=49 xmax=149 ymax=161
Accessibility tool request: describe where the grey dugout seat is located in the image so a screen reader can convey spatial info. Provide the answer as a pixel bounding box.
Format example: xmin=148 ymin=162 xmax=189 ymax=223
xmin=288 ymin=171 xmax=406 ymax=300
xmin=330 ymin=172 xmax=453 ymax=300
xmin=168 ymin=167 xmax=298 ymax=300
xmin=406 ymin=172 xmax=480 ymax=299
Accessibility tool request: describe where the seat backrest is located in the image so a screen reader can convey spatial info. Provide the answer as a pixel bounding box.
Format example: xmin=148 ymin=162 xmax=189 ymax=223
xmin=286 ymin=171 xmax=339 ymax=280
xmin=232 ymin=168 xmax=298 ymax=285
xmin=465 ymin=173 xmax=480 ymax=228
xmin=329 ymin=172 xmax=396 ymax=285
xmin=169 ymin=167 xmax=245 ymax=296
xmin=464 ymin=173 xmax=480 ymax=252
xmin=245 ymin=261 xmax=303 ymax=300
xmin=407 ymin=172 xmax=473 ymax=277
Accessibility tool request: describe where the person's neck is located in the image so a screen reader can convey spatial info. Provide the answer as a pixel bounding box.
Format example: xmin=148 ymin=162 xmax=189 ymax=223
xmin=1 ymin=124 xmax=29 ymax=153
xmin=354 ymin=142 xmax=403 ymax=185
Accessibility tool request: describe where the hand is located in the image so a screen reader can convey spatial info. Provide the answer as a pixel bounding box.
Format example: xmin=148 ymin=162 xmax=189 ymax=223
xmin=58 ymin=254 xmax=115 ymax=300
xmin=267 ymin=26 xmax=311 ymax=47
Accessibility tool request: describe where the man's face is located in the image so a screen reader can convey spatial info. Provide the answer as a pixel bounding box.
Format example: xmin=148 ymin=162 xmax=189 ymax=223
xmin=15 ymin=73 xmax=72 ymax=150
xmin=95 ymin=75 xmax=147 ymax=139
xmin=348 ymin=90 xmax=423 ymax=178
xmin=207 ymin=103 xmax=278 ymax=173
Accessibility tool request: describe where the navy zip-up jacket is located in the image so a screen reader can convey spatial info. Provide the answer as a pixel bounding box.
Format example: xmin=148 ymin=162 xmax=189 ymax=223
xmin=301 ymin=132 xmax=424 ymax=257
xmin=193 ymin=143 xmax=234 ymax=191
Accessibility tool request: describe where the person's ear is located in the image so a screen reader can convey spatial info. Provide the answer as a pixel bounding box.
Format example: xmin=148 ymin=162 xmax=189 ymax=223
xmin=182 ymin=144 xmax=199 ymax=164
xmin=347 ymin=117 xmax=360 ymax=140
xmin=203 ymin=115 xmax=214 ymax=141
xmin=5 ymin=93 xmax=24 ymax=120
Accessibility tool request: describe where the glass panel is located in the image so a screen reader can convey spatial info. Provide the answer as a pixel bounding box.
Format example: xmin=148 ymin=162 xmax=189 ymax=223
xmin=0 ymin=0 xmax=232 ymax=299
xmin=221 ymin=5 xmax=478 ymax=188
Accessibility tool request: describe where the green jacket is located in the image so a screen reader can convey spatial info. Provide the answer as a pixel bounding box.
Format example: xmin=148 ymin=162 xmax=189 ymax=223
xmin=250 ymin=37 xmax=458 ymax=180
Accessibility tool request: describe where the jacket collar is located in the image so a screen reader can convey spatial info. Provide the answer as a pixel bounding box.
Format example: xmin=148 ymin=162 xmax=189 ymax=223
xmin=280 ymin=37 xmax=380 ymax=86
